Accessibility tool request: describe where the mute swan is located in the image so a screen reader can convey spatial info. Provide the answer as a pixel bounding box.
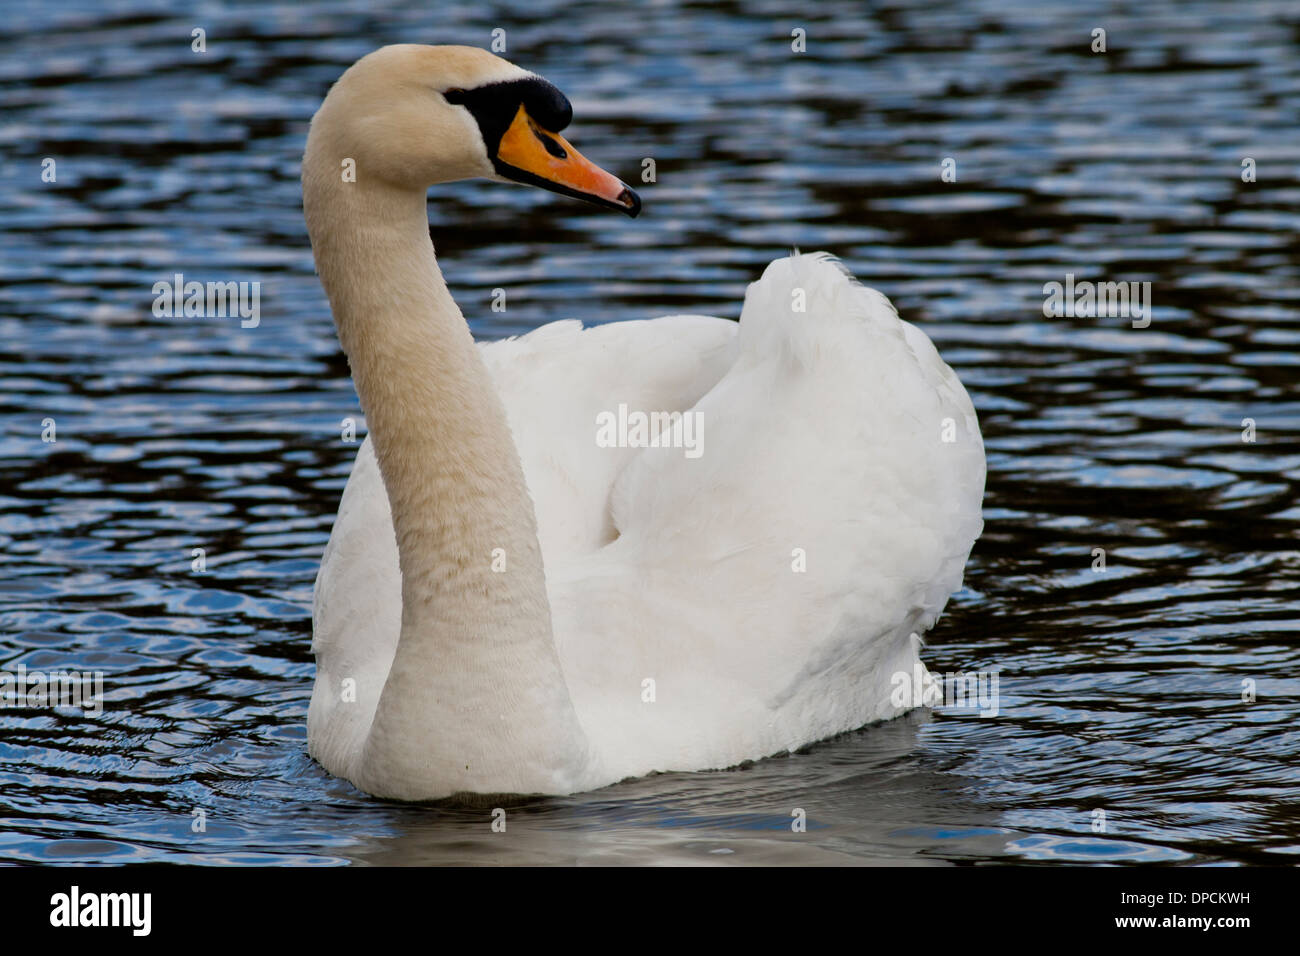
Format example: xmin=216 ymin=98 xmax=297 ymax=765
xmin=303 ymin=44 xmax=985 ymax=801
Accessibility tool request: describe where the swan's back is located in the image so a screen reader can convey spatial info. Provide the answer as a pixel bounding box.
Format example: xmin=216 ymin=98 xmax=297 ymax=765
xmin=546 ymin=253 xmax=985 ymax=780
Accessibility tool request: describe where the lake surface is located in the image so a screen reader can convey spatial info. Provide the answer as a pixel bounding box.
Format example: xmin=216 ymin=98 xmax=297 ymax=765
xmin=0 ymin=0 xmax=1297 ymax=865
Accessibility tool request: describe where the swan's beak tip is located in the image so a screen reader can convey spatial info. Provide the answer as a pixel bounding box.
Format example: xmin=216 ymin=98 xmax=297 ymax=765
xmin=619 ymin=187 xmax=642 ymax=218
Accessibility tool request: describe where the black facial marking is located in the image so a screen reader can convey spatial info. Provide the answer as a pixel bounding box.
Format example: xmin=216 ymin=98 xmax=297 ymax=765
xmin=444 ymin=76 xmax=573 ymax=156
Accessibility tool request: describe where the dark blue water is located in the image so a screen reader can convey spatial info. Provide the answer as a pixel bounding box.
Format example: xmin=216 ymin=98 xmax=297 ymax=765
xmin=0 ymin=0 xmax=1297 ymax=864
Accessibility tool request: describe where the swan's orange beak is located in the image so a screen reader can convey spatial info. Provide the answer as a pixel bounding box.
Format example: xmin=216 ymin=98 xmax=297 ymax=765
xmin=494 ymin=106 xmax=641 ymax=217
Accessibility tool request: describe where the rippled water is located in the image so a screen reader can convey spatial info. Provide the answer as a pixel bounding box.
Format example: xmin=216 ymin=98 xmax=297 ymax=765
xmin=1 ymin=0 xmax=1298 ymax=865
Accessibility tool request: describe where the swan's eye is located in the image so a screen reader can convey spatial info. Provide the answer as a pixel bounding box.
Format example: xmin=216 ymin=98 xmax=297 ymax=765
xmin=530 ymin=122 xmax=567 ymax=159
xmin=443 ymin=87 xmax=466 ymax=100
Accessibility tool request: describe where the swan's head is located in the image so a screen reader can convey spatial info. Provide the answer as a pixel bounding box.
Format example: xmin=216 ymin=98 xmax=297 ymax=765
xmin=308 ymin=44 xmax=640 ymax=216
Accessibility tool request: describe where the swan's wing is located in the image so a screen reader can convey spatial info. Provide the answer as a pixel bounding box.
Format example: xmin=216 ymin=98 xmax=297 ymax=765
xmin=607 ymin=255 xmax=984 ymax=618
xmin=308 ymin=433 xmax=399 ymax=780
xmin=548 ymin=253 xmax=986 ymax=777
xmin=480 ymin=315 xmax=739 ymax=558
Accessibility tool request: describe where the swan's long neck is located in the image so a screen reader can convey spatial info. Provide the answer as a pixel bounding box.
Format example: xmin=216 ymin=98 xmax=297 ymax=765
xmin=303 ymin=146 xmax=591 ymax=799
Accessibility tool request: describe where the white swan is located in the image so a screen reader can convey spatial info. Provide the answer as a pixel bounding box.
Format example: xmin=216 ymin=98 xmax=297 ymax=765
xmin=303 ymin=44 xmax=985 ymax=801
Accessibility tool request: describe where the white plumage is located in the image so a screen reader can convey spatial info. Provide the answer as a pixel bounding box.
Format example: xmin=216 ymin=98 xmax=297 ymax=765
xmin=311 ymin=251 xmax=985 ymax=791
